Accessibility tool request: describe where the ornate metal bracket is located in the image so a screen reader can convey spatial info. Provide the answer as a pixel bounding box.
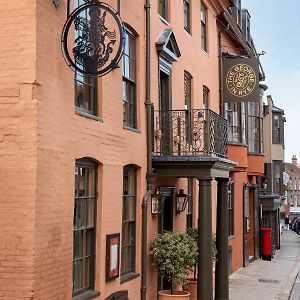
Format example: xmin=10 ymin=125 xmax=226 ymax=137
xmin=52 ymin=0 xmax=59 ymax=8
xmin=62 ymin=2 xmax=125 ymax=76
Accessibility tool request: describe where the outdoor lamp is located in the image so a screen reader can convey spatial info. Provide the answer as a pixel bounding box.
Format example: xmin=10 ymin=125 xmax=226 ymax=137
xmin=176 ymin=189 xmax=188 ymax=214
xmin=151 ymin=189 xmax=165 ymax=215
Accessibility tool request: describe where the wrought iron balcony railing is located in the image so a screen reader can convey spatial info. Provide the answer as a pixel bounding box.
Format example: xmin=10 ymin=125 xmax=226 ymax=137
xmin=153 ymin=109 xmax=228 ymax=158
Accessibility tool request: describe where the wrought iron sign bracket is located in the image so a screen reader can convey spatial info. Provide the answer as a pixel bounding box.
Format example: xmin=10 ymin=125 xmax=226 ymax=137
xmin=52 ymin=0 xmax=59 ymax=8
xmin=62 ymin=1 xmax=125 ymax=77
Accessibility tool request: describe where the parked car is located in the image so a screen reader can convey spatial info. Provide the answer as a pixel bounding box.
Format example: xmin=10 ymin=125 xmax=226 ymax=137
xmin=295 ymin=219 xmax=300 ymax=234
xmin=292 ymin=217 xmax=300 ymax=234
xmin=291 ymin=216 xmax=300 ymax=231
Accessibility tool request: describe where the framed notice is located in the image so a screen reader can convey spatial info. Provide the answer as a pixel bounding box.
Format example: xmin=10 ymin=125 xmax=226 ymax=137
xmin=105 ymin=233 xmax=120 ymax=281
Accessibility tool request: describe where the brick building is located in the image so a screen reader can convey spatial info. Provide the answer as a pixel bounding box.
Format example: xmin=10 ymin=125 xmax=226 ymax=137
xmin=285 ymin=156 xmax=300 ymax=207
xmin=260 ymin=95 xmax=285 ymax=254
xmin=0 ymin=0 xmax=270 ymax=300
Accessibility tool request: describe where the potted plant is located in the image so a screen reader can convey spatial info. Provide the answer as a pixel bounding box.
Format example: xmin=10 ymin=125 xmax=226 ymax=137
xmin=151 ymin=231 xmax=198 ymax=299
xmin=184 ymin=228 xmax=217 ymax=300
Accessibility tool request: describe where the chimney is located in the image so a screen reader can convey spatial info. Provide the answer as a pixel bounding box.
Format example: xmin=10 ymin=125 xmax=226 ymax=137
xmin=292 ymin=155 xmax=298 ymax=165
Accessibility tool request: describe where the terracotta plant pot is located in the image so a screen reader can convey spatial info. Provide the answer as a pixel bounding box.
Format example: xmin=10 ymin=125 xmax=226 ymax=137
xmin=184 ymin=279 xmax=197 ymax=300
xmin=158 ymin=290 xmax=190 ymax=300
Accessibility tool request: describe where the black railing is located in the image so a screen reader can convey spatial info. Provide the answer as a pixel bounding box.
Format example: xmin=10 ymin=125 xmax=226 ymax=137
xmin=153 ymin=109 xmax=228 ymax=158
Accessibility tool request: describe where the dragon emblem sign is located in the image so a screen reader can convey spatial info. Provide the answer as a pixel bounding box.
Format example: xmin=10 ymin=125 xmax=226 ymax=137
xmin=223 ymin=57 xmax=260 ymax=103
xmin=61 ymin=1 xmax=125 ymax=76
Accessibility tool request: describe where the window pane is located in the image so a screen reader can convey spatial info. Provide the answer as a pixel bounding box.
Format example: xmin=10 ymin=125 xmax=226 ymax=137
xmin=121 ymin=247 xmax=129 ymax=273
xmin=74 ymin=231 xmax=83 ymax=259
xmin=158 ymin=0 xmax=167 ymax=19
xmin=87 ymin=199 xmax=95 ymax=227
xmin=87 ymin=168 xmax=95 ymax=197
xmin=85 ymin=258 xmax=90 ymax=288
xmin=74 ymin=199 xmax=86 ymax=229
xmin=122 ymin=222 xmax=130 ymax=246
xmin=73 ymin=260 xmax=83 ymax=292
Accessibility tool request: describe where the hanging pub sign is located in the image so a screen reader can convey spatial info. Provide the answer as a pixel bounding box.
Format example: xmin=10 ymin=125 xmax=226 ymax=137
xmin=61 ymin=1 xmax=125 ymax=77
xmin=223 ymin=57 xmax=260 ymax=103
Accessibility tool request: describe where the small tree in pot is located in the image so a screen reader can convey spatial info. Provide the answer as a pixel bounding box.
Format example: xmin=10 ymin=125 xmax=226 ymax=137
xmin=151 ymin=231 xmax=198 ymax=299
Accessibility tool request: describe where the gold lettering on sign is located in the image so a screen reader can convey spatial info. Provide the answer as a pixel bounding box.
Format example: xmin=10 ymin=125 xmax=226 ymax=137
xmin=226 ymin=63 xmax=256 ymax=98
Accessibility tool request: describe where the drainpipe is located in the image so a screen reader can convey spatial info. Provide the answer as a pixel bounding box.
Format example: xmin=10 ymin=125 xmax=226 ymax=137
xmin=218 ymin=31 xmax=223 ymax=116
xmin=141 ymin=1 xmax=154 ymax=300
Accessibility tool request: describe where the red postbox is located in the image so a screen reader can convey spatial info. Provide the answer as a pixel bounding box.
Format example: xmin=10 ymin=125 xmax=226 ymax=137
xmin=261 ymin=227 xmax=272 ymax=261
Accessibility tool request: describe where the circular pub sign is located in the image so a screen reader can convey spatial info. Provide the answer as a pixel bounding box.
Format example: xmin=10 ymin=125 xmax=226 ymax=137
xmin=225 ymin=63 xmax=257 ymax=97
xmin=61 ymin=2 xmax=125 ymax=77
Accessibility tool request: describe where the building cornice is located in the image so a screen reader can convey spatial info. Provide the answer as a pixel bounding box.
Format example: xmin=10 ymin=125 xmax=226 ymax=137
xmin=219 ymin=10 xmax=255 ymax=57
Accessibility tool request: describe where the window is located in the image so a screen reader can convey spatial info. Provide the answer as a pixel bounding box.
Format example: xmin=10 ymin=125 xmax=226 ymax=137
xmin=121 ymin=166 xmax=137 ymax=276
xmin=228 ymin=181 xmax=234 ymax=237
xmin=273 ymin=161 xmax=283 ymax=193
xmin=74 ymin=0 xmax=98 ymax=116
xmin=123 ymin=29 xmax=137 ymax=128
xmin=184 ymin=71 xmax=192 ymax=144
xmin=201 ymin=3 xmax=207 ymax=52
xmin=244 ymin=186 xmax=250 ymax=232
xmin=225 ymin=102 xmax=246 ymax=144
xmin=158 ymin=0 xmax=169 ymax=21
xmin=248 ymin=101 xmax=263 ymax=153
xmin=183 ymin=0 xmax=190 ymax=33
xmin=229 ymin=0 xmax=241 ymax=26
xmin=261 ymin=163 xmax=271 ymax=191
xmin=203 ymin=86 xmax=209 ymax=110
xmin=272 ymin=114 xmax=282 ymax=144
xmin=73 ymin=159 xmax=97 ymax=296
xmin=186 ymin=178 xmax=193 ymax=229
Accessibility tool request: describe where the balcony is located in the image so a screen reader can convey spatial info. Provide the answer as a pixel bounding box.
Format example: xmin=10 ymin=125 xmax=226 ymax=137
xmin=153 ymin=109 xmax=227 ymax=157
xmin=152 ymin=109 xmax=234 ymax=178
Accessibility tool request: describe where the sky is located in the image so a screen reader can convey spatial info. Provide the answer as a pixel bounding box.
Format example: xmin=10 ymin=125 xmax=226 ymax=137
xmin=242 ymin=0 xmax=300 ymax=163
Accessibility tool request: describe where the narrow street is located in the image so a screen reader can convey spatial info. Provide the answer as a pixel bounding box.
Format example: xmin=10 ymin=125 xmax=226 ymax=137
xmin=229 ymin=231 xmax=300 ymax=300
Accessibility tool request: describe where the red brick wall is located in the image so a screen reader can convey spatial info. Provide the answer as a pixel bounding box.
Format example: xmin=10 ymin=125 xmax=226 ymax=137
xmin=0 ymin=1 xmax=37 ymax=299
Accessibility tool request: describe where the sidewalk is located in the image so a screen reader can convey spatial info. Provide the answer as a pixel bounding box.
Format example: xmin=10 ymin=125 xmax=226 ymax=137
xmin=229 ymin=230 xmax=300 ymax=300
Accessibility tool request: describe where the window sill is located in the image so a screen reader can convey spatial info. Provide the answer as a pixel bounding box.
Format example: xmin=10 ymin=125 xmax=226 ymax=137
xmin=75 ymin=107 xmax=103 ymax=122
xmin=227 ymin=142 xmax=248 ymax=147
xmin=248 ymin=152 xmax=264 ymax=156
xmin=73 ymin=290 xmax=100 ymax=300
xmin=123 ymin=125 xmax=141 ymax=134
xmin=184 ymin=28 xmax=192 ymax=36
xmin=201 ymin=48 xmax=209 ymax=56
xmin=157 ymin=14 xmax=170 ymax=26
xmin=120 ymin=272 xmax=140 ymax=284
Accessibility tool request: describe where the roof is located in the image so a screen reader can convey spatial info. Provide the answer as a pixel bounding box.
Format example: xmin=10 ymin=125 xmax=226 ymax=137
xmin=272 ymin=105 xmax=284 ymax=114
xmin=285 ymin=163 xmax=300 ymax=174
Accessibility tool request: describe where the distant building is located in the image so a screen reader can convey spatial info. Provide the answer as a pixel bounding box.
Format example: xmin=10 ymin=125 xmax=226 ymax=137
xmin=260 ymin=95 xmax=285 ymax=254
xmin=285 ymin=155 xmax=300 ymax=207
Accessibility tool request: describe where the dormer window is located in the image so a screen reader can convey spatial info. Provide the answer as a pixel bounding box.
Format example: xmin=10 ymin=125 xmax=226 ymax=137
xmin=242 ymin=9 xmax=251 ymax=44
xmin=230 ymin=0 xmax=241 ymax=27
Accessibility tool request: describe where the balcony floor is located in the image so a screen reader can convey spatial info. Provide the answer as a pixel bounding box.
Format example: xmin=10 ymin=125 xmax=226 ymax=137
xmin=152 ymin=155 xmax=237 ymax=179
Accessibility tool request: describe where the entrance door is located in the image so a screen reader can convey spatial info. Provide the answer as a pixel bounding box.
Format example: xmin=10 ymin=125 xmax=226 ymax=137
xmin=159 ymin=70 xmax=172 ymax=155
xmin=158 ymin=187 xmax=174 ymax=291
xmin=254 ymin=187 xmax=260 ymax=258
xmin=243 ymin=186 xmax=250 ymax=267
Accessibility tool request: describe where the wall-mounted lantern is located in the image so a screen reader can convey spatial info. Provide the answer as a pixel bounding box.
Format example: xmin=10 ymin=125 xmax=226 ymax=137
xmin=151 ymin=189 xmax=165 ymax=215
xmin=176 ymin=189 xmax=188 ymax=214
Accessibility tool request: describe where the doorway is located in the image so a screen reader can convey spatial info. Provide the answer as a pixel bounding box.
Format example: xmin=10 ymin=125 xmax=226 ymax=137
xmin=158 ymin=187 xmax=174 ymax=291
xmin=159 ymin=69 xmax=172 ymax=155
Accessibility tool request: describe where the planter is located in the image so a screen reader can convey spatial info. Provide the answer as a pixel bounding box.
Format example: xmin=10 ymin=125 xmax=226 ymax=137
xmin=184 ymin=279 xmax=197 ymax=300
xmin=158 ymin=290 xmax=190 ymax=300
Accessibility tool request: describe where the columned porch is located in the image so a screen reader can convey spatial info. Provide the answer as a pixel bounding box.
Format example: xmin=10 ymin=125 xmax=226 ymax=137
xmin=152 ymin=156 xmax=236 ymax=300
